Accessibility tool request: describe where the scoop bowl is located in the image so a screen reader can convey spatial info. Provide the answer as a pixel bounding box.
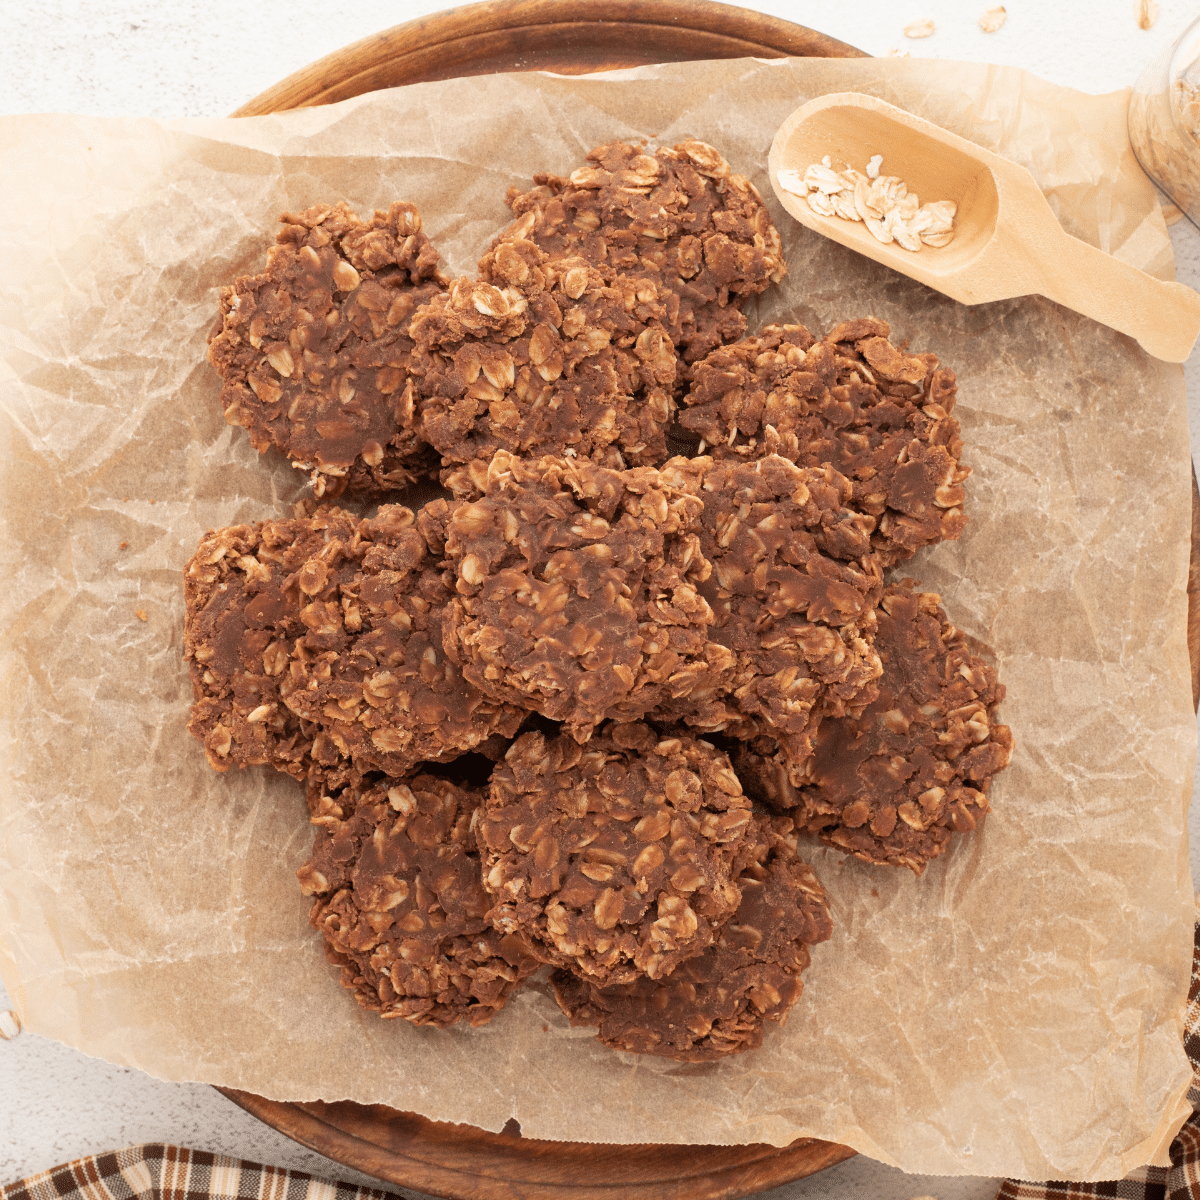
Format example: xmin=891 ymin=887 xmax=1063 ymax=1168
xmin=768 ymin=91 xmax=1200 ymax=363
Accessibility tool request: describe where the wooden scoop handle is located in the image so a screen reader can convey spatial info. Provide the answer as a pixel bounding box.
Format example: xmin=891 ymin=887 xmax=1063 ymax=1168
xmin=1022 ymin=222 xmax=1200 ymax=362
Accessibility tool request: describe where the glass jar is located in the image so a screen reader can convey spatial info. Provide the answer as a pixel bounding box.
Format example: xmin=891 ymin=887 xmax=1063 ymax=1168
xmin=1129 ymin=14 xmax=1200 ymax=229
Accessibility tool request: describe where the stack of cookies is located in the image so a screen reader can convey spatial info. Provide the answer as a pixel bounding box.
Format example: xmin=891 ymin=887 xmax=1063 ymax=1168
xmin=184 ymin=139 xmax=1012 ymax=1061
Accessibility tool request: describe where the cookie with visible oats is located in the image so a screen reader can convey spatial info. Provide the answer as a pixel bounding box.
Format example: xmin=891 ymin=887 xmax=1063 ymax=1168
xmin=183 ymin=504 xmax=521 ymax=784
xmin=550 ymin=814 xmax=832 ymax=1060
xmin=494 ymin=139 xmax=786 ymax=376
xmin=184 ymin=506 xmax=362 ymax=780
xmin=478 ymin=722 xmax=755 ymax=986
xmin=299 ymin=773 xmax=540 ymax=1027
xmin=653 ymin=454 xmax=884 ymax=760
xmin=439 ymin=451 xmax=717 ymax=742
xmin=678 ymin=319 xmax=969 ymax=565
xmin=737 ymin=581 xmax=1013 ymax=874
xmin=207 ymin=201 xmax=447 ymax=499
xmin=409 ymin=253 xmax=676 ymax=477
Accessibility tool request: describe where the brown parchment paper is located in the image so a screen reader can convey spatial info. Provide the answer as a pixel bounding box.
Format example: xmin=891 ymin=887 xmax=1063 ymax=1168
xmin=0 ymin=55 xmax=1195 ymax=1181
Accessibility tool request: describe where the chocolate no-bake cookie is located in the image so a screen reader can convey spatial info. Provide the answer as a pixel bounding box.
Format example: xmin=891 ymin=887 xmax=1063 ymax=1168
xmin=184 ymin=506 xmax=362 ymax=778
xmin=208 ymin=201 xmax=447 ymax=498
xmin=655 ymin=454 xmax=884 ymax=758
xmin=493 ymin=140 xmax=786 ymax=375
xmin=550 ymin=813 xmax=832 ymax=1060
xmin=184 ymin=504 xmax=522 ymax=785
xmin=739 ymin=581 xmax=1013 ymax=873
xmin=409 ymin=263 xmax=675 ymax=475
xmin=678 ymin=319 xmax=969 ymax=565
xmin=440 ymin=451 xmax=719 ymax=741
xmin=478 ymin=722 xmax=755 ymax=985
xmin=299 ymin=772 xmax=541 ymax=1027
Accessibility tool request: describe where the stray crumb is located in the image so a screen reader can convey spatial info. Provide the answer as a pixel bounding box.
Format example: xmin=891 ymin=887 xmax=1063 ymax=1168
xmin=1137 ymin=0 xmax=1159 ymax=29
xmin=119 ymin=541 xmax=129 ymax=550
xmin=135 ymin=608 xmax=148 ymax=622
xmin=123 ymin=496 xmax=129 ymax=502
xmin=979 ymin=6 xmax=1006 ymax=32
xmin=872 ymin=888 xmax=880 ymax=897
xmin=1162 ymin=200 xmax=1184 ymax=225
xmin=904 ymin=18 xmax=935 ymax=38
xmin=148 ymin=498 xmax=156 ymax=505
xmin=887 ymin=47 xmax=912 ymax=57
xmin=542 ymin=1024 xmax=549 ymax=1033
xmin=0 ymin=1010 xmax=21 ymax=1039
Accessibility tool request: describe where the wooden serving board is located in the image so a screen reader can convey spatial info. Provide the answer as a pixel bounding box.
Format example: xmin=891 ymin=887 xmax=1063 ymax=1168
xmin=217 ymin=1088 xmax=857 ymax=1200
xmin=222 ymin=3 xmax=1200 ymax=1195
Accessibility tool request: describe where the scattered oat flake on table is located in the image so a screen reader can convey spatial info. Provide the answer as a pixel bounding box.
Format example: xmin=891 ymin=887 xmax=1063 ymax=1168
xmin=979 ymin=6 xmax=1006 ymax=31
xmin=135 ymin=608 xmax=147 ymax=621
xmin=904 ymin=18 xmax=935 ymax=38
xmin=0 ymin=1010 xmax=21 ymax=1039
xmin=1137 ymin=0 xmax=1159 ymax=29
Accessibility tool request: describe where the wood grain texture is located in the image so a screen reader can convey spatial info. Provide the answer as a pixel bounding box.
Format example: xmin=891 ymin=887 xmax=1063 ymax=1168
xmin=231 ymin=0 xmax=863 ymax=116
xmin=216 ymin=1087 xmax=858 ymax=1200
xmin=219 ymin=2 xmax=1200 ymax=1193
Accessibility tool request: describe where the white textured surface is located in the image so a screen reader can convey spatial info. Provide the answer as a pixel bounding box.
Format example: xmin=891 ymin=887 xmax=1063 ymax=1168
xmin=1 ymin=3 xmax=1198 ymax=1199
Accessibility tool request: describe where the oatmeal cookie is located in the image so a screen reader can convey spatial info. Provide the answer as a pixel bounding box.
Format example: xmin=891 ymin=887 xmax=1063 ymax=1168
xmin=440 ymin=450 xmax=716 ymax=742
xmin=654 ymin=454 xmax=884 ymax=757
xmin=184 ymin=504 xmax=521 ymax=783
xmin=550 ymin=814 xmax=832 ymax=1060
xmin=208 ymin=201 xmax=447 ymax=498
xmin=738 ymin=581 xmax=1013 ymax=873
xmin=184 ymin=506 xmax=361 ymax=779
xmin=494 ymin=139 xmax=786 ymax=374
xmin=677 ymin=319 xmax=969 ymax=565
xmin=478 ymin=722 xmax=755 ymax=985
xmin=298 ymin=773 xmax=541 ymax=1027
xmin=410 ymin=258 xmax=675 ymax=475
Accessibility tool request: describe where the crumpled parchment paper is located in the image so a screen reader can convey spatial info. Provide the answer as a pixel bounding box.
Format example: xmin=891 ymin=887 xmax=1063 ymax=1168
xmin=0 ymin=55 xmax=1194 ymax=1181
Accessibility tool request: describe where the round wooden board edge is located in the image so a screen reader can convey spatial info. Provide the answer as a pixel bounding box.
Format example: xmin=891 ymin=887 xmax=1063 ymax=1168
xmin=216 ymin=1086 xmax=858 ymax=1200
xmin=231 ymin=0 xmax=864 ymax=116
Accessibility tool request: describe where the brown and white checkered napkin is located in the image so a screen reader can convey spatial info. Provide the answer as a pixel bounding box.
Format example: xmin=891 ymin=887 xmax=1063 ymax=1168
xmin=997 ymin=908 xmax=1200 ymax=1200
xmin=1 ymin=1145 xmax=407 ymax=1200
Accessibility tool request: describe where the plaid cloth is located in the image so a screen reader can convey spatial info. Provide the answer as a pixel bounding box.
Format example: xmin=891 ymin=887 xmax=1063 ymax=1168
xmin=1 ymin=1145 xmax=408 ymax=1200
xmin=997 ymin=910 xmax=1200 ymax=1200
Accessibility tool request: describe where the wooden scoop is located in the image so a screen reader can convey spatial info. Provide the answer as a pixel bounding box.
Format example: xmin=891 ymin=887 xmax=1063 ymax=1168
xmin=768 ymin=91 xmax=1200 ymax=363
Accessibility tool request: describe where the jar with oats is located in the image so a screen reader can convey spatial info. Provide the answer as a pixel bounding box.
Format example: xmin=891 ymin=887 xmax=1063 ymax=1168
xmin=1129 ymin=14 xmax=1200 ymax=229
